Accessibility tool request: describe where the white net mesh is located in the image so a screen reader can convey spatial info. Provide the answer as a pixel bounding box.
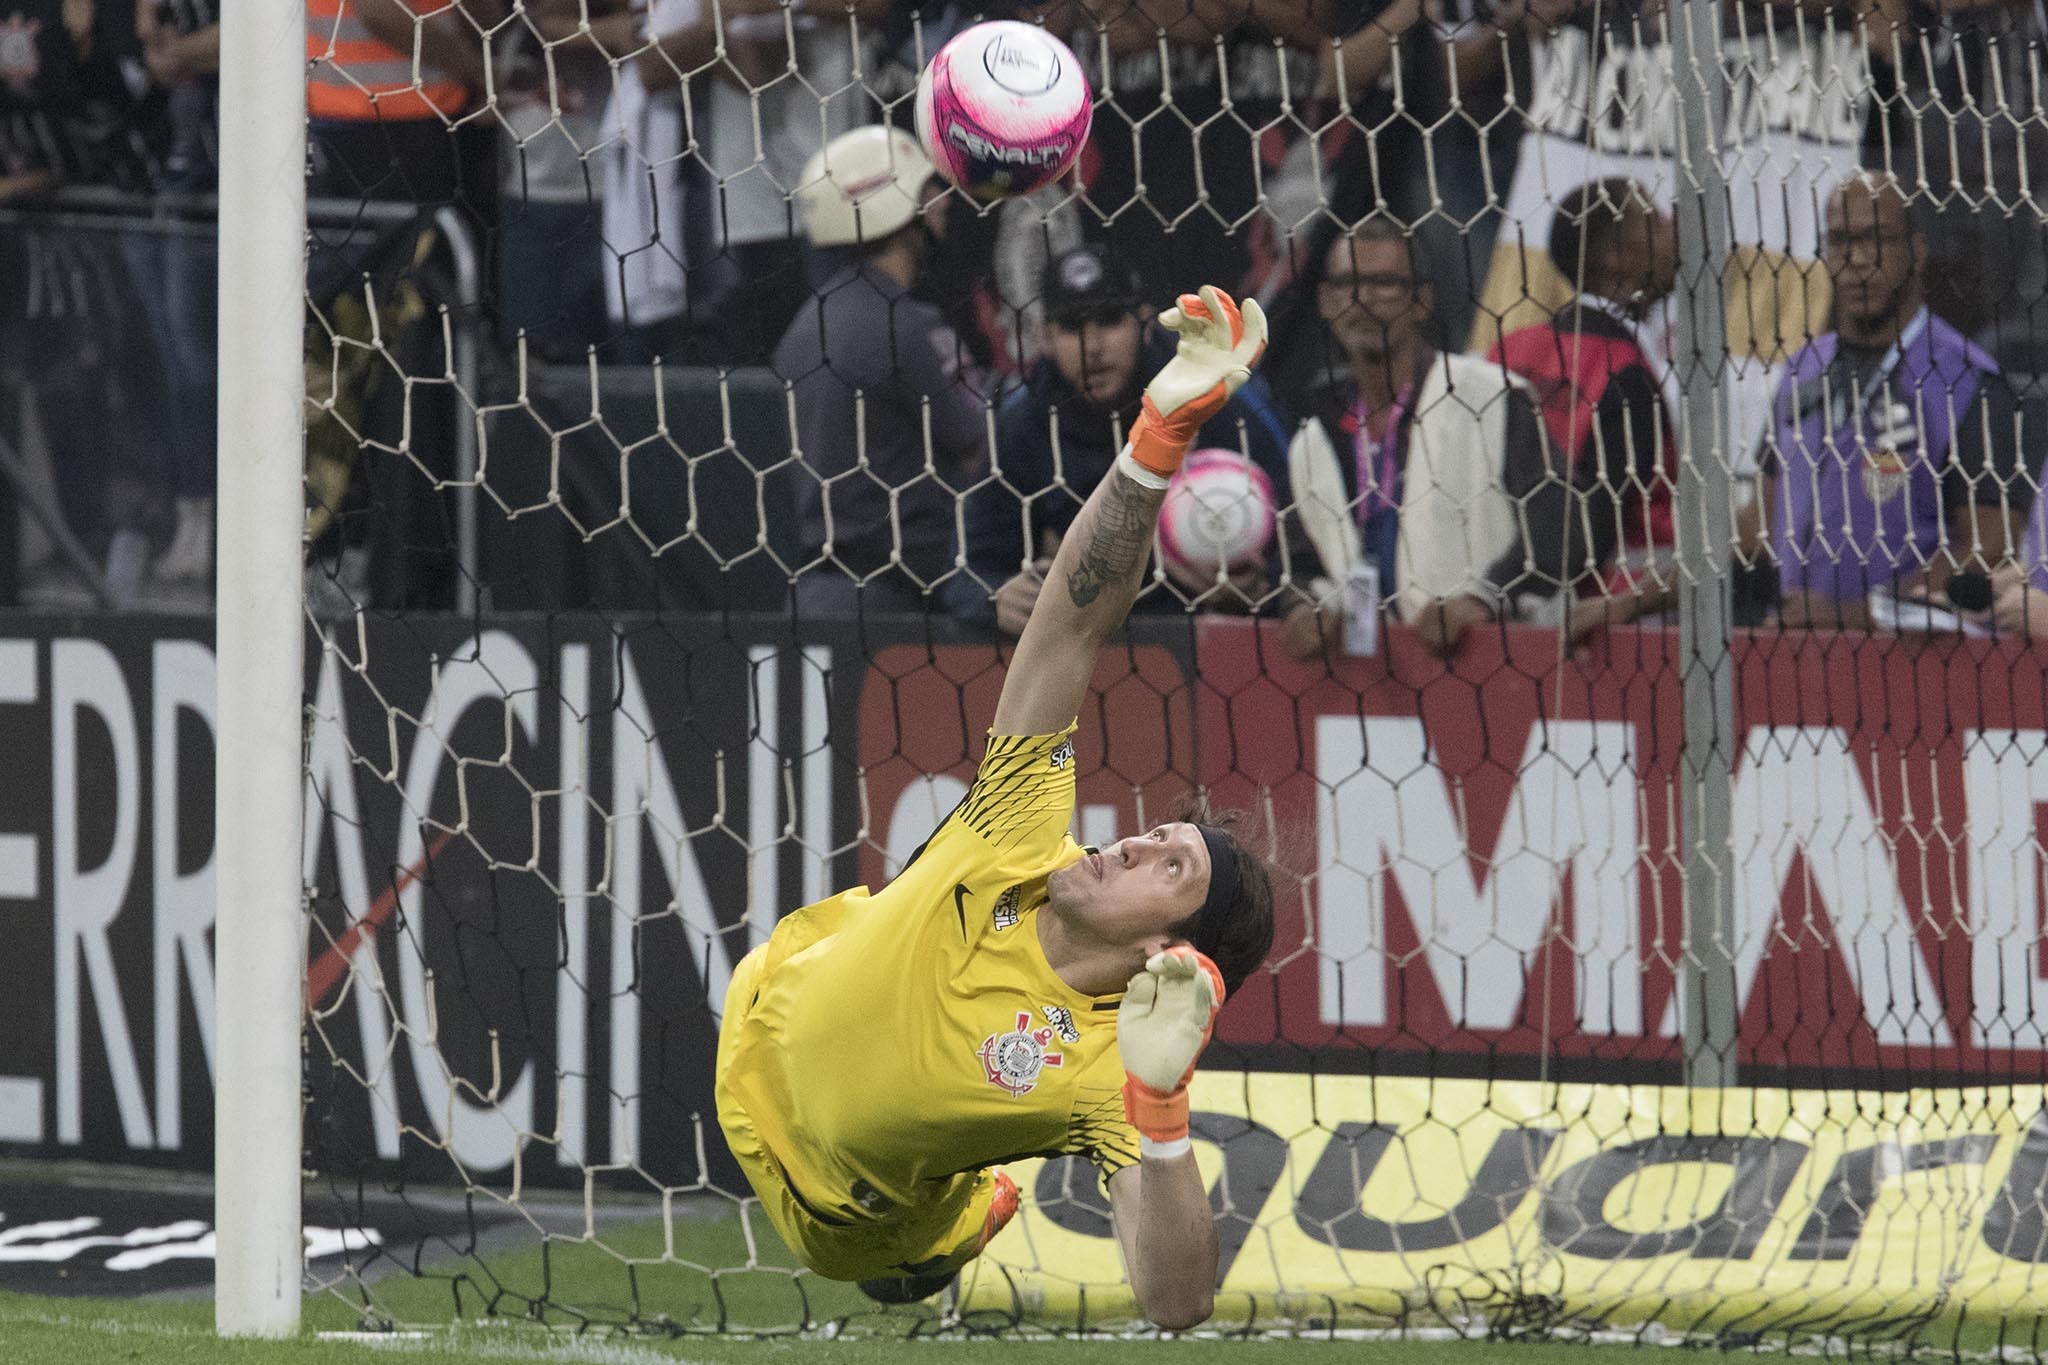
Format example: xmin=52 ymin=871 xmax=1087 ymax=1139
xmin=275 ymin=0 xmax=2048 ymax=1344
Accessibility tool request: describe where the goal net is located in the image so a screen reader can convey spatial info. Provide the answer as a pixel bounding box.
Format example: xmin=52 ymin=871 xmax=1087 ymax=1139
xmin=286 ymin=0 xmax=2048 ymax=1344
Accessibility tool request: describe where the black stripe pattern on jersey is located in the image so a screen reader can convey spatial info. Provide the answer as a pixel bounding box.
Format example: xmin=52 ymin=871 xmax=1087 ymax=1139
xmin=961 ymin=734 xmax=1070 ymax=852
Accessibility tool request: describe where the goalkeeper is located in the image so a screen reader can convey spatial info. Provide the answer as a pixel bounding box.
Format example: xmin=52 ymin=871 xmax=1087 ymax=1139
xmin=715 ymin=286 xmax=1276 ymax=1328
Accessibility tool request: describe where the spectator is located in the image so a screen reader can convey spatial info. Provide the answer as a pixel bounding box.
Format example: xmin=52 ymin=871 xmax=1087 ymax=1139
xmin=949 ymin=242 xmax=1295 ymax=634
xmin=1279 ymin=217 xmax=1564 ymax=660
xmin=128 ymin=0 xmax=220 ymax=598
xmin=0 ymin=0 xmax=164 ymax=609
xmin=304 ymin=1 xmax=503 ymax=610
xmin=601 ymin=0 xmax=701 ymax=362
xmin=1863 ymin=0 xmax=2048 ymax=366
xmin=643 ymin=0 xmax=876 ymax=366
xmin=1763 ymin=172 xmax=2025 ymax=629
xmin=0 ymin=1 xmax=66 ymax=203
xmin=1490 ymin=179 xmax=1677 ymax=642
xmin=1032 ymin=2 xmax=1325 ymax=307
xmin=1411 ymin=0 xmax=1530 ymax=343
xmin=861 ymin=3 xmax=1067 ymax=378
xmin=305 ymin=0 xmax=498 ymax=208
xmin=777 ymin=123 xmax=988 ymax=615
xmin=1294 ymin=0 xmax=1523 ymax=342
xmin=1271 ymin=0 xmax=1431 ymax=271
xmin=495 ymin=0 xmax=622 ymax=362
xmin=1977 ymin=492 xmax=2048 ymax=634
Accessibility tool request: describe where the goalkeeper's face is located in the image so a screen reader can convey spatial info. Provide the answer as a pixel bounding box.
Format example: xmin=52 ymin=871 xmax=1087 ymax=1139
xmin=1047 ymin=823 xmax=1212 ymax=955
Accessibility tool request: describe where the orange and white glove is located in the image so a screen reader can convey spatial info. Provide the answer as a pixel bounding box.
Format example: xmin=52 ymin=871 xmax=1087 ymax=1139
xmin=1118 ymin=946 xmax=1226 ymax=1159
xmin=1120 ymin=285 xmax=1269 ymax=488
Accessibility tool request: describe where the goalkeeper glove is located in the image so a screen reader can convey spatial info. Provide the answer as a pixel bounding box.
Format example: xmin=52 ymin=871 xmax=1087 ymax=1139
xmin=1124 ymin=285 xmax=1269 ymax=483
xmin=1118 ymin=946 xmax=1226 ymax=1158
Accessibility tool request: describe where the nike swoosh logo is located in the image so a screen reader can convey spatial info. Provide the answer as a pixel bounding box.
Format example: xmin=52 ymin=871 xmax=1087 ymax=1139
xmin=954 ymin=882 xmax=971 ymax=939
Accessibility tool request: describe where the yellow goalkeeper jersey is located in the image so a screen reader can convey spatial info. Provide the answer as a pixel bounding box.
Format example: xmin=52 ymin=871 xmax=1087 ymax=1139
xmin=719 ymin=726 xmax=1139 ymax=1227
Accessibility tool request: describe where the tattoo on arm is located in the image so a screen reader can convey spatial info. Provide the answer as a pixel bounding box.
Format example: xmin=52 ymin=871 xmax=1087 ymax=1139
xmin=1066 ymin=471 xmax=1167 ymax=608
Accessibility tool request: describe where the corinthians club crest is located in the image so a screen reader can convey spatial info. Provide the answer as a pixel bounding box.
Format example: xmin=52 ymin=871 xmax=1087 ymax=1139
xmin=976 ymin=1012 xmax=1064 ymax=1097
xmin=1862 ymin=445 xmax=1910 ymax=505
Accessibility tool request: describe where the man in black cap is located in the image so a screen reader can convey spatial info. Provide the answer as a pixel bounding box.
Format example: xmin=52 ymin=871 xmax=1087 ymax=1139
xmin=948 ymin=243 xmax=1295 ymax=633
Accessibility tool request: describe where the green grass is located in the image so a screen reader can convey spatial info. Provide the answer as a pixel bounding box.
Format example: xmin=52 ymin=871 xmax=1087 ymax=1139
xmin=0 ymin=1197 xmax=2035 ymax=1363
xmin=0 ymin=1196 xmax=1621 ymax=1365
xmin=0 ymin=1290 xmax=1676 ymax=1365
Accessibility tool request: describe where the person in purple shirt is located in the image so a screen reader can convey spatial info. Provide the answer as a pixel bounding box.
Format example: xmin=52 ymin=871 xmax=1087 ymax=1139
xmin=1762 ymin=173 xmax=2025 ymax=630
xmin=1976 ymin=494 xmax=2048 ymax=634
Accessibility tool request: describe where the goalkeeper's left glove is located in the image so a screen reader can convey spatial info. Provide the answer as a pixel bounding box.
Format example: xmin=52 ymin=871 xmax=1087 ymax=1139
xmin=1123 ymin=285 xmax=1269 ymax=484
xmin=1118 ymin=946 xmax=1226 ymax=1159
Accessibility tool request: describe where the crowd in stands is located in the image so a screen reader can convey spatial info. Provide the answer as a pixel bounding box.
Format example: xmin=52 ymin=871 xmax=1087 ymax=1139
xmin=0 ymin=0 xmax=2045 ymax=643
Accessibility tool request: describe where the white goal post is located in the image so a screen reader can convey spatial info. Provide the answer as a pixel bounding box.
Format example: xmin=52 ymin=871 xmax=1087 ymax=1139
xmin=213 ymin=0 xmax=307 ymax=1339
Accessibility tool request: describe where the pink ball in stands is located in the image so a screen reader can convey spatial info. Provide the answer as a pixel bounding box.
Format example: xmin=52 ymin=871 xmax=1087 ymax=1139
xmin=1158 ymin=450 xmax=1276 ymax=588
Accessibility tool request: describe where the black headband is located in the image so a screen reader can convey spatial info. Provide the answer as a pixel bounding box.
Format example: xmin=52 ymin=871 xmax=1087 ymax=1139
xmin=1191 ymin=824 xmax=1241 ymax=959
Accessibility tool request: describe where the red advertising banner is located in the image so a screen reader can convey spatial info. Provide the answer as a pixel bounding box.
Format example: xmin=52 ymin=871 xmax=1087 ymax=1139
xmin=1200 ymin=619 xmax=2048 ymax=1083
xmin=857 ymin=641 xmax=1197 ymax=891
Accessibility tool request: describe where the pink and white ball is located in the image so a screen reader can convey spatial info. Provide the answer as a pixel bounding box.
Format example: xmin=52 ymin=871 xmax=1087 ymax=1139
xmin=1159 ymin=451 xmax=1277 ymax=590
xmin=914 ymin=21 xmax=1091 ymax=203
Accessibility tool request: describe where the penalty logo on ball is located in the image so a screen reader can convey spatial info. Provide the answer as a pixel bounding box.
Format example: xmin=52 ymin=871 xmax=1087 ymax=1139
xmin=914 ymin=19 xmax=1092 ymax=202
xmin=976 ymin=1011 xmax=1064 ymax=1097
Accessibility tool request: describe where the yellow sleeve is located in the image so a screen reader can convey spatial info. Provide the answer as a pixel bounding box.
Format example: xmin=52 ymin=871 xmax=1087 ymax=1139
xmin=1065 ymin=1080 xmax=1140 ymax=1181
xmin=955 ymin=725 xmax=1079 ymax=861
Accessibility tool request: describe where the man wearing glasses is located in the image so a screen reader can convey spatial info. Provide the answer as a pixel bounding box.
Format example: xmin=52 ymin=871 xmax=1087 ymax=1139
xmin=1281 ymin=216 xmax=1562 ymax=659
xmin=1759 ymin=172 xmax=2023 ymax=629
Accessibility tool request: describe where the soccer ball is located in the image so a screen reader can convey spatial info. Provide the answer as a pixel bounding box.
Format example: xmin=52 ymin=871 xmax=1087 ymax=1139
xmin=914 ymin=20 xmax=1092 ymax=203
xmin=1158 ymin=450 xmax=1277 ymax=590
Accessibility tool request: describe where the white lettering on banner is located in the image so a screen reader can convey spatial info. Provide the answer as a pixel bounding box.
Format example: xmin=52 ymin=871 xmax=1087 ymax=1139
xmin=747 ymin=645 xmax=781 ymax=947
xmin=609 ymin=645 xmax=733 ymax=1163
xmin=0 ymin=640 xmax=41 ymax=1143
xmin=0 ymin=1217 xmax=208 ymax=1264
xmin=1703 ymin=727 xmax=1954 ymax=1049
xmin=1079 ymin=804 xmax=1117 ymax=852
xmin=885 ymin=776 xmax=970 ymax=879
xmin=52 ymin=640 xmax=151 ymax=1148
xmin=1966 ymin=732 xmax=2048 ymax=1046
xmin=0 ymin=1216 xmax=378 ymax=1272
xmin=555 ymin=643 xmax=591 ymax=1168
xmin=396 ymin=631 xmax=539 ymax=1170
xmin=0 ymin=640 xmax=38 ymax=900
xmin=1316 ymin=717 xmax=1641 ymax=1033
xmin=1320 ymin=717 xmax=1959 ymax=1046
xmin=303 ymin=648 xmax=400 ymax=1160
xmin=150 ymin=640 xmax=214 ymax=1151
xmin=801 ymin=645 xmax=831 ymax=906
xmin=1526 ymin=26 xmax=1865 ymax=151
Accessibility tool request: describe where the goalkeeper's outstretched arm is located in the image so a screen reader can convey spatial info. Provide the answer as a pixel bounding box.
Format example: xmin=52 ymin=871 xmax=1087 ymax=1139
xmin=1108 ymin=947 xmax=1229 ymax=1329
xmin=991 ymin=286 xmax=1267 ymax=738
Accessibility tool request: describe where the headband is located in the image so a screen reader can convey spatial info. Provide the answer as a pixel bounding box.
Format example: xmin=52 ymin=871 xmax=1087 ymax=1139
xmin=1191 ymin=824 xmax=1241 ymax=959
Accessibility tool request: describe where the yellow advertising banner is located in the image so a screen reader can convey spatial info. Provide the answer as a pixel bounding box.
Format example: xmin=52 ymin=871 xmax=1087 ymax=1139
xmin=964 ymin=1073 xmax=2048 ymax=1332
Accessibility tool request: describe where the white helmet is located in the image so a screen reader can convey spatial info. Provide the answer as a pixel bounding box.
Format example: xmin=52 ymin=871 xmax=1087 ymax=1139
xmin=795 ymin=124 xmax=937 ymax=248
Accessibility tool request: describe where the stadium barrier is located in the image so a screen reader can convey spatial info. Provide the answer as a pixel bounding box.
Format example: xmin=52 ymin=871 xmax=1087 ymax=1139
xmin=9 ymin=611 xmax=2048 ymax=1329
xmin=0 ymin=189 xmax=484 ymax=612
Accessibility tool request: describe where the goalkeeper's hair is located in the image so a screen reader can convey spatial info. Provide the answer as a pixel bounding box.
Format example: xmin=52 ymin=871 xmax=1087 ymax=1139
xmin=1167 ymin=794 xmax=1277 ymax=1000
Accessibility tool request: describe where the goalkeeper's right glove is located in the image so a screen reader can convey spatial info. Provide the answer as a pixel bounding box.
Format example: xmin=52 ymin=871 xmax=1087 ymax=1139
xmin=1124 ymin=285 xmax=1269 ymax=484
xmin=1118 ymin=946 xmax=1226 ymax=1159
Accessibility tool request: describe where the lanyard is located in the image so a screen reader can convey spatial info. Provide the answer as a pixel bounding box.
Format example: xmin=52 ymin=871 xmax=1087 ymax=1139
xmin=1823 ymin=307 xmax=1930 ymax=430
xmin=1350 ymin=378 xmax=1414 ymax=523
